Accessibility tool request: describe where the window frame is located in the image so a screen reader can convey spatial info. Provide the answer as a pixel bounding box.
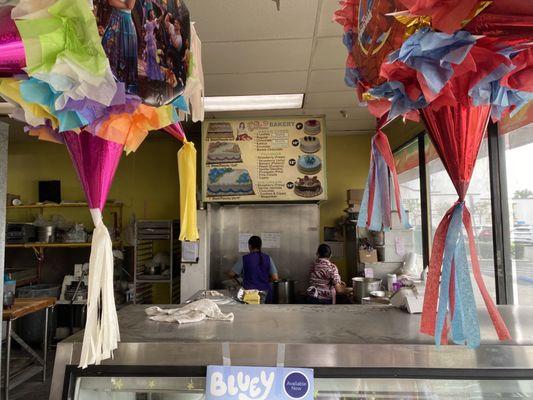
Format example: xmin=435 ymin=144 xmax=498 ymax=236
xmin=392 ymin=122 xmax=514 ymax=305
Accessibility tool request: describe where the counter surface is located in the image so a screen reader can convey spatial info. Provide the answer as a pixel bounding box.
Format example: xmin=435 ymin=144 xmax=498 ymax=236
xmin=62 ymin=304 xmax=533 ymax=345
xmin=51 ymin=305 xmax=533 ymax=400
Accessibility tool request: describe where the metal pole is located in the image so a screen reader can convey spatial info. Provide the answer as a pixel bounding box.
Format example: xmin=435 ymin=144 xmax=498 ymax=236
xmin=43 ymin=307 xmax=49 ymax=381
xmin=4 ymin=320 xmax=12 ymax=400
xmin=0 ymin=121 xmax=9 ymax=381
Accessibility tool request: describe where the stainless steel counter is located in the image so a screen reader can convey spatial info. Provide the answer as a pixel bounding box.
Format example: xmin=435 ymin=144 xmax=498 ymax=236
xmin=50 ymin=304 xmax=533 ymax=399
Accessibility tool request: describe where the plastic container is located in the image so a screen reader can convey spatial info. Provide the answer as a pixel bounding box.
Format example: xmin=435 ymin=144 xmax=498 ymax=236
xmin=17 ymin=284 xmax=60 ymax=344
xmin=3 ymin=275 xmax=16 ymax=308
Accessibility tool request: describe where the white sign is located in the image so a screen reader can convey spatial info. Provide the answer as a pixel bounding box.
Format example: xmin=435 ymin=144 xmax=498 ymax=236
xmin=181 ymin=241 xmax=199 ymax=263
xmin=260 ymin=232 xmax=281 ymax=249
xmin=239 ymin=233 xmax=253 ymax=253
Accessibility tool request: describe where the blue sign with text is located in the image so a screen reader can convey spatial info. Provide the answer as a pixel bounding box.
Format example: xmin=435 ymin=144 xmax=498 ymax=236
xmin=206 ymin=365 xmax=314 ymax=400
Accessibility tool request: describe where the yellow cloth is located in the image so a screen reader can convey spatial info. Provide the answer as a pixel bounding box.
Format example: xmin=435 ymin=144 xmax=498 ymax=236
xmin=177 ymin=139 xmax=199 ymax=241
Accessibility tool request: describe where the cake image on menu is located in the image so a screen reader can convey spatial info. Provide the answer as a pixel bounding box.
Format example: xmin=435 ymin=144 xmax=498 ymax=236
xmin=300 ymin=136 xmax=321 ymax=154
xmin=207 ymin=168 xmax=254 ymax=196
xmin=297 ymin=155 xmax=322 ymax=175
xmin=206 ymin=142 xmax=243 ymax=164
xmin=294 ymin=175 xmax=323 ymax=198
xmin=304 ymin=119 xmax=321 ymax=135
xmin=206 ymin=122 xmax=234 ymax=140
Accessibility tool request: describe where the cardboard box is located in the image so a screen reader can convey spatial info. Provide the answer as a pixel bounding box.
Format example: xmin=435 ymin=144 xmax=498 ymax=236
xmin=359 ymin=248 xmax=378 ymax=263
xmin=347 ymin=189 xmax=365 ymax=205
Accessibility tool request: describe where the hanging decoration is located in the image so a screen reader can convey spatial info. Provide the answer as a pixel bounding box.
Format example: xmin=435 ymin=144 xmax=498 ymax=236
xmin=0 ymin=6 xmax=26 ymax=76
xmin=335 ymin=0 xmax=533 ymax=347
xmin=0 ymin=0 xmax=204 ymax=368
xmin=358 ymin=116 xmax=411 ymax=231
xmin=163 ymin=122 xmax=199 ymax=241
xmin=93 ymin=0 xmax=190 ymax=106
xmin=63 ymin=130 xmax=123 ymax=367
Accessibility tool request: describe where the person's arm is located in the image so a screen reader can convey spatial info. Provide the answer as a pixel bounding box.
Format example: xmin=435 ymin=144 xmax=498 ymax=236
xmin=228 ymin=258 xmax=243 ymax=279
xmin=269 ymin=256 xmax=279 ymax=281
xmin=331 ymin=265 xmax=348 ymax=294
xmin=108 ymin=0 xmax=135 ymax=10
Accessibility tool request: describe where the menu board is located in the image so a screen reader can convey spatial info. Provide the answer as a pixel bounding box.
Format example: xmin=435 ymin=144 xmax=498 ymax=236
xmin=202 ymin=117 xmax=327 ymax=202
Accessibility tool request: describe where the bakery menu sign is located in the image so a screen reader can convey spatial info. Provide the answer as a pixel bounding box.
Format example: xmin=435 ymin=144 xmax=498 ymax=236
xmin=202 ymin=117 xmax=327 ymax=202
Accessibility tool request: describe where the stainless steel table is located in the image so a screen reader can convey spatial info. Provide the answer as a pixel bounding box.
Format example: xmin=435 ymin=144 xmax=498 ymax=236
xmin=50 ymin=304 xmax=533 ymax=399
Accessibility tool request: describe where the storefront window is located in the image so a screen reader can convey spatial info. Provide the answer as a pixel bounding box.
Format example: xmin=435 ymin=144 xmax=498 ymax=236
xmin=426 ymin=135 xmax=496 ymax=301
xmin=501 ymin=110 xmax=533 ymax=305
xmin=394 ymin=140 xmax=424 ymax=271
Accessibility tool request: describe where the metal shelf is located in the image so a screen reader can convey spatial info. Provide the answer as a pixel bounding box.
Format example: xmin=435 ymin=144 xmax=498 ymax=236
xmin=7 ymin=202 xmax=123 ymax=209
xmin=6 ymin=241 xmax=122 ymax=249
xmin=133 ymin=220 xmax=180 ymax=304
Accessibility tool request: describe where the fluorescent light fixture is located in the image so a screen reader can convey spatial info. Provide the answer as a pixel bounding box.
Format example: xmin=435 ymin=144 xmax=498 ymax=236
xmin=204 ymin=94 xmax=304 ymax=112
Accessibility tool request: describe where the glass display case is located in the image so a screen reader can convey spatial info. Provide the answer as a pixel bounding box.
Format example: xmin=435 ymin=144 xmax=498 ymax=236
xmin=64 ymin=367 xmax=533 ymax=399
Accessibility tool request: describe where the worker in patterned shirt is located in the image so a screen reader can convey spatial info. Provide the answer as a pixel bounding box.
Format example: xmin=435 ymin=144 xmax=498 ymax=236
xmin=306 ymin=244 xmax=351 ymax=304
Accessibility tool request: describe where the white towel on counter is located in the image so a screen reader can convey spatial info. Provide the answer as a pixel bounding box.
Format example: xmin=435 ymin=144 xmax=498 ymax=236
xmin=145 ymin=299 xmax=234 ymax=324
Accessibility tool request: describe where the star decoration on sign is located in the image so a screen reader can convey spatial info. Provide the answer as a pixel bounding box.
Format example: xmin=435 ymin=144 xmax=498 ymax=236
xmin=148 ymin=380 xmax=156 ymax=389
xmin=187 ymin=380 xmax=195 ymax=390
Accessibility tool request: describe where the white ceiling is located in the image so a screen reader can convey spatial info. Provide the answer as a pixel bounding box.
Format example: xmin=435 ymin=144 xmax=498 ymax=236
xmin=188 ymin=0 xmax=376 ymax=136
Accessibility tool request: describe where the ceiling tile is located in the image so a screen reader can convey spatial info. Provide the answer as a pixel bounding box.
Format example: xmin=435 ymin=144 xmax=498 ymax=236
xmin=303 ymin=107 xmax=375 ymax=120
xmin=305 ymin=91 xmax=360 ymax=109
xmin=204 ymin=71 xmax=308 ymax=96
xmin=307 ymin=69 xmax=350 ymax=93
xmin=316 ymin=0 xmax=344 ymax=37
xmin=203 ymin=39 xmax=313 ymax=74
xmin=189 ymin=0 xmax=319 ymax=42
xmin=311 ymin=37 xmax=347 ymax=70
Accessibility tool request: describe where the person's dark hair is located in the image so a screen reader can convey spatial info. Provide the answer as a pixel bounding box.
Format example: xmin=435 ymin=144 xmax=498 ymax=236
xmin=317 ymin=243 xmax=331 ymax=258
xmin=248 ymin=236 xmax=265 ymax=266
xmin=248 ymin=236 xmax=262 ymax=250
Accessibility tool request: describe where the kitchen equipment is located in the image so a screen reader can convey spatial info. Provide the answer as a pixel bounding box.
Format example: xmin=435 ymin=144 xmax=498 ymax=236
xmin=387 ymin=273 xmax=397 ymax=292
xmin=362 ymin=296 xmax=390 ymax=305
xmin=352 ymin=277 xmax=382 ymax=304
xmin=38 ymin=225 xmax=55 ymax=243
xmin=272 ymin=279 xmax=295 ymax=304
xmin=145 ymin=263 xmax=161 ymax=276
xmin=17 ymin=284 xmax=60 ymax=344
xmin=6 ymin=223 xmax=36 ymax=243
xmin=370 ymin=290 xmax=386 ymax=298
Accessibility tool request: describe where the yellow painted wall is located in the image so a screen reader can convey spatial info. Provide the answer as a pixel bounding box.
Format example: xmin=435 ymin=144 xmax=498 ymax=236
xmin=320 ymin=134 xmax=372 ymax=280
xmin=7 ymin=135 xmax=183 ymax=303
xmin=7 ymin=137 xmax=182 ymax=225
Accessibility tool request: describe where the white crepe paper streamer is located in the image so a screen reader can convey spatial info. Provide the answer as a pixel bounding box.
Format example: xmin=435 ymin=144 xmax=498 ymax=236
xmin=180 ymin=22 xmax=204 ymax=122
xmin=79 ymin=208 xmax=120 ymax=368
xmin=11 ymin=0 xmax=55 ymax=20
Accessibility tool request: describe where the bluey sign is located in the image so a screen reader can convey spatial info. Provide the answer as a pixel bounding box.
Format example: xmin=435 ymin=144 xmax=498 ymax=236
xmin=206 ymin=365 xmax=314 ymax=400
